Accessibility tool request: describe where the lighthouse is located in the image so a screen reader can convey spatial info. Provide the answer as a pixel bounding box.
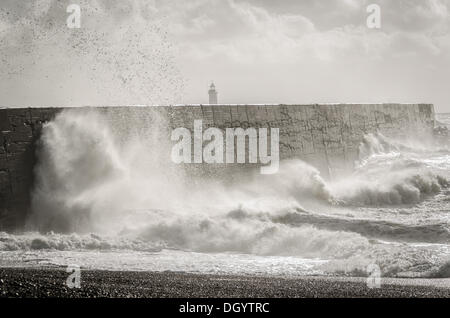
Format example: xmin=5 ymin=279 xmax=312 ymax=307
xmin=208 ymin=82 xmax=218 ymax=104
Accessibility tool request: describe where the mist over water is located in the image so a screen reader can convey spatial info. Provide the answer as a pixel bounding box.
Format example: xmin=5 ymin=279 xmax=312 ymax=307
xmin=1 ymin=109 xmax=449 ymax=278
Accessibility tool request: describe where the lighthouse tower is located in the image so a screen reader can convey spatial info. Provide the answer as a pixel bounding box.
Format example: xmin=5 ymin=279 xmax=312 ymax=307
xmin=208 ymin=82 xmax=218 ymax=104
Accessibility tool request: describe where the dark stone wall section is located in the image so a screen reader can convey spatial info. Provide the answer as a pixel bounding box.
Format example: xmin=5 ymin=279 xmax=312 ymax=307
xmin=0 ymin=104 xmax=435 ymax=230
xmin=0 ymin=108 xmax=60 ymax=230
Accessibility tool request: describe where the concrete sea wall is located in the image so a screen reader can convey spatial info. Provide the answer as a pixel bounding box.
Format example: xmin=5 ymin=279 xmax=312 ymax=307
xmin=0 ymin=104 xmax=435 ymax=230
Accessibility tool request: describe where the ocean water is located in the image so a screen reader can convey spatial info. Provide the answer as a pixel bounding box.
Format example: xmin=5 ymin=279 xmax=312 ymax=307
xmin=437 ymin=113 xmax=450 ymax=132
xmin=1 ymin=110 xmax=450 ymax=279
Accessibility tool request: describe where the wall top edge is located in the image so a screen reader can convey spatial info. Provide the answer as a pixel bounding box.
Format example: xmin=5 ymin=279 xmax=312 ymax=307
xmin=0 ymin=103 xmax=434 ymax=110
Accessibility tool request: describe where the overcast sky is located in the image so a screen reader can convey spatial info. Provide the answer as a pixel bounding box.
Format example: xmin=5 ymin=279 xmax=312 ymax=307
xmin=1 ymin=0 xmax=449 ymax=112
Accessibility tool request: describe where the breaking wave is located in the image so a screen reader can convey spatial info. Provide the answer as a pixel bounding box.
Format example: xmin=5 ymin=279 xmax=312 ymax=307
xmin=0 ymin=231 xmax=161 ymax=252
xmin=329 ymin=132 xmax=449 ymax=206
xmin=4 ymin=110 xmax=448 ymax=277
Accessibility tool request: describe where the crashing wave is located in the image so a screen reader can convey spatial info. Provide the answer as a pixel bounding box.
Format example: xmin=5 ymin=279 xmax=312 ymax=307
xmin=329 ymin=132 xmax=449 ymax=206
xmin=2 ymin=110 xmax=445 ymax=279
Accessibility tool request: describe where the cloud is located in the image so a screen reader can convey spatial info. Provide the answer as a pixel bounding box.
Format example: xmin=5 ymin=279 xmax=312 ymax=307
xmin=161 ymin=0 xmax=450 ymax=65
xmin=379 ymin=0 xmax=450 ymax=32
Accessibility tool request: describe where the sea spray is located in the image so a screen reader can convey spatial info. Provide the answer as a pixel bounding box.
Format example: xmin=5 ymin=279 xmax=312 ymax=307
xmin=29 ymin=109 xmax=335 ymax=233
xmin=0 ymin=0 xmax=184 ymax=106
xmin=328 ymin=132 xmax=449 ymax=205
xmin=30 ymin=108 xmax=182 ymax=232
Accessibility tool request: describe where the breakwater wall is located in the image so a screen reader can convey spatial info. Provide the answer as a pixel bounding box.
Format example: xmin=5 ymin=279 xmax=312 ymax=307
xmin=0 ymin=104 xmax=435 ymax=229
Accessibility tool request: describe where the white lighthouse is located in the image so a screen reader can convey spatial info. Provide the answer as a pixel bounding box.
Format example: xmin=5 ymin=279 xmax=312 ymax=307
xmin=208 ymin=82 xmax=218 ymax=104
